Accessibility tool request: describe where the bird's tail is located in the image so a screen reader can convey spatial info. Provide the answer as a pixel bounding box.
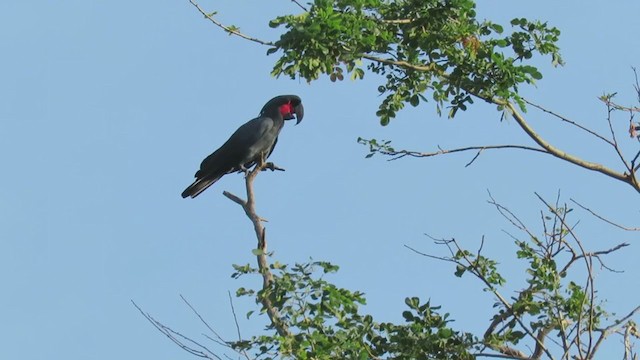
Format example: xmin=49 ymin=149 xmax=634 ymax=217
xmin=181 ymin=175 xmax=223 ymax=198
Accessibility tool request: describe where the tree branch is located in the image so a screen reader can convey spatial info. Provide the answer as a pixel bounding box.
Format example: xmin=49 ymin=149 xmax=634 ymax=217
xmin=570 ymin=198 xmax=640 ymax=231
xmin=380 ymin=144 xmax=548 ymax=164
xmin=188 ymin=0 xmax=275 ymax=47
xmin=523 ymin=98 xmax=615 ymax=147
xmin=506 ymin=102 xmax=640 ymax=192
xmin=222 ymin=160 xmax=290 ymax=337
xmin=590 ymin=305 xmax=640 ymax=359
xmin=131 ymin=300 xmax=224 ymax=360
xmin=356 ymin=55 xmax=640 ymax=193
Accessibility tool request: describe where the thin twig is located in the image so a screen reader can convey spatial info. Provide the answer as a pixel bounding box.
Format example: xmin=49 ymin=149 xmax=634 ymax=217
xmin=132 ymin=300 xmax=223 ymax=360
xmin=524 ymin=98 xmax=615 ymax=147
xmin=570 ymin=198 xmax=640 ymax=231
xmin=535 ymin=193 xmax=595 ymax=359
xmin=591 ymin=305 xmax=640 ymax=358
xmin=506 ymin=102 xmax=640 ymax=192
xmin=180 ymin=295 xmax=229 ymax=347
xmin=289 ymin=0 xmax=308 ymax=11
xmin=604 ymin=100 xmax=632 ymax=172
xmin=382 ymin=144 xmax=548 ymax=162
xmin=188 ymin=0 xmax=275 ymax=46
xmin=227 ymin=291 xmax=243 ymax=342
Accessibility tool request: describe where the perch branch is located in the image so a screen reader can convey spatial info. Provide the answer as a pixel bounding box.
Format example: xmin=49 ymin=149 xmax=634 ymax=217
xmin=223 ymin=159 xmax=290 ymax=337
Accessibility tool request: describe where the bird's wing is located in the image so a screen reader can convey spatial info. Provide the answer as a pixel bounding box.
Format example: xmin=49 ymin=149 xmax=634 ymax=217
xmin=196 ymin=116 xmax=275 ymax=177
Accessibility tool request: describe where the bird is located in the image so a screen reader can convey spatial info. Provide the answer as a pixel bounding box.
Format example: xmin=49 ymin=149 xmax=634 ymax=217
xmin=181 ymin=95 xmax=304 ymax=199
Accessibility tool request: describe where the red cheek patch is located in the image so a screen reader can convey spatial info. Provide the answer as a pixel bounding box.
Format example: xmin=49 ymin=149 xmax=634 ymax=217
xmin=279 ymin=102 xmax=294 ymax=116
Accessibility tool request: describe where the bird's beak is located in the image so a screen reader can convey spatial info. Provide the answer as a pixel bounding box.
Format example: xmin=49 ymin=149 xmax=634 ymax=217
xmin=294 ymin=103 xmax=304 ymax=125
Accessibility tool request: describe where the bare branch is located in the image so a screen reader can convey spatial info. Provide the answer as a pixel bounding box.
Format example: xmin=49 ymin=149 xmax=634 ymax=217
xmin=227 ymin=291 xmax=243 ymax=342
xmin=289 ymin=0 xmax=308 ymax=11
xmin=523 ymin=98 xmax=615 ymax=147
xmin=188 ymin=0 xmax=275 ymax=47
xmin=223 ymin=158 xmax=290 ymax=337
xmin=404 ymin=243 xmax=453 ymax=263
xmin=599 ymin=97 xmax=640 ymax=113
xmin=570 ymin=198 xmax=640 ymax=231
xmin=222 ymin=191 xmax=246 ymax=207
xmin=506 ymin=103 xmax=640 ymax=192
xmin=382 ymin=144 xmax=548 ymax=162
xmin=180 ymin=295 xmax=230 ymax=347
xmin=132 ymin=300 xmax=223 ymax=360
xmin=604 ymin=100 xmax=632 ymax=172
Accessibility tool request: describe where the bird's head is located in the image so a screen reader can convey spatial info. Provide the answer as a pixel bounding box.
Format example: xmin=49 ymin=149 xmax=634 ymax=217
xmin=260 ymin=95 xmax=304 ymax=124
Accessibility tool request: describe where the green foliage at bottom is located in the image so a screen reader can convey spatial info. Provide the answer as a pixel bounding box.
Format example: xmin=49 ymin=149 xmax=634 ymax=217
xmin=231 ymin=261 xmax=477 ymax=359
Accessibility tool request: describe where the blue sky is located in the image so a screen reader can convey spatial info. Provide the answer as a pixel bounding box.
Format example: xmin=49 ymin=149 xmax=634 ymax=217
xmin=1 ymin=1 xmax=639 ymax=359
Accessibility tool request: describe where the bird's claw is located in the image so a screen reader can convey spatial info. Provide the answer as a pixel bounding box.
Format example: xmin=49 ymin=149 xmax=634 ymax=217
xmin=263 ymin=162 xmax=285 ymax=172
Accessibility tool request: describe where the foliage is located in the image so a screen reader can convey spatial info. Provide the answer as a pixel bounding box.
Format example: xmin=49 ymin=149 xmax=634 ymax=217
xmin=231 ymin=260 xmax=476 ymax=359
xmin=268 ymin=0 xmax=561 ymax=124
xmin=207 ymin=196 xmax=631 ymax=360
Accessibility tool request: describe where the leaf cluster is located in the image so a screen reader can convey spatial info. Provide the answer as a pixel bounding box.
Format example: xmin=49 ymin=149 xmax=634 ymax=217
xmin=231 ymin=260 xmax=476 ymax=359
xmin=268 ymin=0 xmax=562 ymax=124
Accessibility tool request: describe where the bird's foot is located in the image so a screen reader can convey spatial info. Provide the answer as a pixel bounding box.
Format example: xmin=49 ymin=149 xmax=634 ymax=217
xmin=263 ymin=162 xmax=285 ymax=172
xmin=258 ymin=216 xmax=269 ymax=223
xmin=239 ymin=165 xmax=250 ymax=177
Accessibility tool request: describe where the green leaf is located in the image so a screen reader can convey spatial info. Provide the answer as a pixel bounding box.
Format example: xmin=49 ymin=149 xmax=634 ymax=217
xmin=266 ymin=47 xmax=278 ymax=55
xmin=409 ymin=95 xmax=420 ymax=107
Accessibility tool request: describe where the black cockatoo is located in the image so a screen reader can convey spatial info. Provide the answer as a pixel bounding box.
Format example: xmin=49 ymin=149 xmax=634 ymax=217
xmin=181 ymin=95 xmax=304 ymax=198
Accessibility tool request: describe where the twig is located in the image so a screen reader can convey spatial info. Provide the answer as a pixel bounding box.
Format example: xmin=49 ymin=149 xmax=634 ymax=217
xmin=591 ymin=305 xmax=640 ymax=358
xmin=404 ymin=243 xmax=453 ymax=263
xmin=289 ymin=0 xmax=308 ymax=11
xmin=535 ymin=193 xmax=595 ymax=359
xmin=227 ymin=291 xmax=243 ymax=342
xmin=570 ymin=198 xmax=640 ymax=231
xmin=132 ymin=300 xmax=223 ymax=360
xmin=523 ymin=98 xmax=615 ymax=147
xmin=188 ymin=0 xmax=275 ymax=47
xmin=382 ymin=144 xmax=547 ymax=162
xmin=506 ymin=102 xmax=640 ymax=192
xmin=180 ymin=295 xmax=229 ymax=347
xmin=604 ymin=100 xmax=632 ymax=172
xmin=599 ymin=98 xmax=640 ymax=113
